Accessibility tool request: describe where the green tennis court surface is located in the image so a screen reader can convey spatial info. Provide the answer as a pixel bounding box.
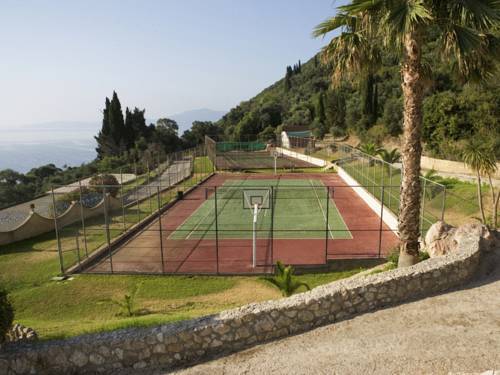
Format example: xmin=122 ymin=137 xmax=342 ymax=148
xmin=170 ymin=179 xmax=352 ymax=240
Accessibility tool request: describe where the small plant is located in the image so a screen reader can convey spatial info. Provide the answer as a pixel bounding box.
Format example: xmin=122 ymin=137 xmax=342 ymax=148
xmin=418 ymin=251 xmax=430 ymax=262
xmin=386 ymin=248 xmax=400 ymax=267
xmin=111 ymin=285 xmax=139 ymax=317
xmin=264 ymin=261 xmax=310 ymax=297
xmin=0 ymin=287 xmax=14 ymax=345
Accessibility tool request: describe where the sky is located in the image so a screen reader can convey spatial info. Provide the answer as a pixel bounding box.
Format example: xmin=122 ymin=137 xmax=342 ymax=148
xmin=0 ymin=0 xmax=345 ymax=129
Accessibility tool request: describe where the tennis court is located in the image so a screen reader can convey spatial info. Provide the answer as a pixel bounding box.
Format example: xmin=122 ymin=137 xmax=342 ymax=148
xmin=85 ymin=173 xmax=398 ymax=275
xmin=170 ymin=179 xmax=352 ymax=240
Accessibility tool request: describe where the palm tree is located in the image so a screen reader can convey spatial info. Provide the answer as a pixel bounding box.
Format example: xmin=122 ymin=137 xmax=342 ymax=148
xmin=462 ymin=141 xmax=498 ymax=226
xmin=314 ymin=1 xmax=500 ymax=267
xmin=264 ymin=261 xmax=310 ymax=297
xmin=378 ymin=147 xmax=401 ymax=179
xmin=358 ymin=142 xmax=382 ymax=167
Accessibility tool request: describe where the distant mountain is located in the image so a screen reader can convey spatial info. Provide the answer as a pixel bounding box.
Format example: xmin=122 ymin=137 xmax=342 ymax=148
xmin=168 ymin=109 xmax=226 ymax=134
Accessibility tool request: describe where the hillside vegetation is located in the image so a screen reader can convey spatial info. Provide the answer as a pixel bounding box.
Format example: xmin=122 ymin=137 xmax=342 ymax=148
xmin=217 ymin=38 xmax=500 ymax=161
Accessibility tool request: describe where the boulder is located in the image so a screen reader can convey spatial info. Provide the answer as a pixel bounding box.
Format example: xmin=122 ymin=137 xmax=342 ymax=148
xmin=424 ymin=221 xmax=499 ymax=258
xmin=6 ymin=323 xmax=38 ymax=343
xmin=424 ymin=221 xmax=457 ymax=258
xmin=453 ymin=222 xmax=497 ymax=252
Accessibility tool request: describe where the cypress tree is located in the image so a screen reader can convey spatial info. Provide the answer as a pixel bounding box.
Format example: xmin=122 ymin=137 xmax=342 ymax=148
xmin=95 ymin=97 xmax=119 ymax=158
xmin=316 ymin=92 xmax=326 ymax=123
xmin=108 ymin=91 xmax=125 ymax=152
xmin=372 ymin=83 xmax=379 ymax=123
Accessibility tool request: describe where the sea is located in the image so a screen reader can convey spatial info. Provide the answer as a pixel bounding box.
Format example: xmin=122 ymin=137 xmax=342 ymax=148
xmin=0 ymin=125 xmax=98 ymax=173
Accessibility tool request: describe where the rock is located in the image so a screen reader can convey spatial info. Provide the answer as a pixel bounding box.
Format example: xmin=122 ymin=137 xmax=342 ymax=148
xmin=424 ymin=221 xmax=457 ymax=258
xmin=70 ymin=351 xmax=88 ymax=367
xmin=453 ymin=222 xmax=497 ymax=252
xmin=425 ymin=221 xmax=498 ymax=258
xmin=6 ymin=323 xmax=38 ymax=343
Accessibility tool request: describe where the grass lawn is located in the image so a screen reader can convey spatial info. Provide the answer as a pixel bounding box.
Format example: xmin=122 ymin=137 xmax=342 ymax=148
xmin=339 ymin=159 xmax=493 ymax=231
xmin=0 ymin=233 xmax=364 ymax=339
xmin=170 ymin=178 xmax=352 ymax=240
xmin=0 ymin=159 xmax=363 ymax=340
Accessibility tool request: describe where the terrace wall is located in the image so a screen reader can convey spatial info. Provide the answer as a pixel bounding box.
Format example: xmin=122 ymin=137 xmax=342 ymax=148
xmin=0 ymin=196 xmax=121 ymax=247
xmin=0 ymin=231 xmax=482 ymax=374
xmin=275 ymin=147 xmax=327 ymax=167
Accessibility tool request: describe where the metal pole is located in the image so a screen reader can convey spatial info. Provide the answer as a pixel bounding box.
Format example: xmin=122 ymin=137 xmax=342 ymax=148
xmin=270 ymin=186 xmax=274 ymax=267
xmin=389 ymin=168 xmax=393 ymax=211
xmin=420 ymin=178 xmax=427 ymax=235
xmin=103 ymin=187 xmax=113 ymax=273
xmin=325 ymin=187 xmax=330 ymax=263
xmin=441 ymin=187 xmax=447 ymax=222
xmin=214 ymin=187 xmax=219 ymax=274
xmin=75 ymin=234 xmax=81 ymax=266
xmin=120 ymin=168 xmax=126 ymax=230
xmin=157 ymin=187 xmax=165 ymax=273
xmin=78 ymin=181 xmax=89 ymax=257
xmin=135 ymin=161 xmax=140 ymax=222
xmin=147 ymin=162 xmax=152 ymax=214
xmin=378 ymin=186 xmax=385 ymax=258
xmin=51 ymin=186 xmax=64 ymax=275
xmin=252 ymin=204 xmax=257 ymax=268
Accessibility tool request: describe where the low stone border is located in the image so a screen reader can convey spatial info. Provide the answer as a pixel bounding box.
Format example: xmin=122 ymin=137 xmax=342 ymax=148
xmin=0 ymin=232 xmax=482 ymax=374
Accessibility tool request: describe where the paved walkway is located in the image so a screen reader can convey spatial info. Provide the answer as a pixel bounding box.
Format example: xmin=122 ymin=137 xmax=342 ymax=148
xmin=173 ymin=249 xmax=500 ymax=375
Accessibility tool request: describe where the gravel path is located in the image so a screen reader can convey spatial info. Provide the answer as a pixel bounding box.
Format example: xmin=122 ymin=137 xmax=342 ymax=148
xmin=173 ymin=249 xmax=500 ymax=375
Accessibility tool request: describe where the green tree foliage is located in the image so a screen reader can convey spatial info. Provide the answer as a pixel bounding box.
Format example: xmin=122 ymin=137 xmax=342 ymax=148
xmin=0 ymin=287 xmax=14 ymax=345
xmin=182 ymin=121 xmax=222 ymax=147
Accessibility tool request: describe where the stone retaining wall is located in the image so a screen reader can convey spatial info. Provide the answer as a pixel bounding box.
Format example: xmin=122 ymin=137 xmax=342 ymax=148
xmin=0 ymin=233 xmax=482 ymax=374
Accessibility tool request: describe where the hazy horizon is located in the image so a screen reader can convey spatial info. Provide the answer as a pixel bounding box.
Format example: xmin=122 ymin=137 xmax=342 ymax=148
xmin=0 ymin=0 xmax=344 ymax=130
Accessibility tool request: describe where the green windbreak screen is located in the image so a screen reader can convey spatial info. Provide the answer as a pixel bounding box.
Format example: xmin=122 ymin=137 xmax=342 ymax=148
xmin=216 ymin=141 xmax=267 ymax=153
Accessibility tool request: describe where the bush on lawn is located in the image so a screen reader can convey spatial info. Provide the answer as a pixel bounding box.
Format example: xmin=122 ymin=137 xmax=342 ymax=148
xmin=0 ymin=287 xmax=14 ymax=345
xmin=89 ymin=174 xmax=120 ymax=197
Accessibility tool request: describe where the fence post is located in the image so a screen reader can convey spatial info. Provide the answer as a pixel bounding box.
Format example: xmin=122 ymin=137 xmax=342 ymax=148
xmin=120 ymin=168 xmax=126 ymax=231
xmin=214 ymin=187 xmax=219 ymax=275
xmin=103 ymin=187 xmax=113 ymax=273
xmin=75 ymin=234 xmax=81 ymax=267
xmin=388 ymin=168 xmax=393 ymax=211
xmin=420 ymin=178 xmax=427 ymax=236
xmin=325 ymin=186 xmax=330 ymax=264
xmin=78 ymin=181 xmax=89 ymax=258
xmin=270 ymin=186 xmax=274 ymax=267
xmin=157 ymin=187 xmax=165 ymax=274
xmin=135 ymin=161 xmax=140 ymax=222
xmin=51 ymin=186 xmax=65 ymax=275
xmin=441 ymin=187 xmax=447 ymax=222
xmin=378 ymin=186 xmax=385 ymax=258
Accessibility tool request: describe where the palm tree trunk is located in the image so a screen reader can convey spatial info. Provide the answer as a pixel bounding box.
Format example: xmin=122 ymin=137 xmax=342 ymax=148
xmin=477 ymin=172 xmax=486 ymax=224
xmin=398 ymin=31 xmax=424 ymax=268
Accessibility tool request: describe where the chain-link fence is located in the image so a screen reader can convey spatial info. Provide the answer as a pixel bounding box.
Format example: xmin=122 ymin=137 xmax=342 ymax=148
xmin=205 ymin=136 xmax=317 ymax=172
xmin=58 ymin=174 xmax=399 ymax=276
xmin=335 ymin=143 xmax=446 ymax=237
xmin=47 ymin=145 xmax=215 ymax=274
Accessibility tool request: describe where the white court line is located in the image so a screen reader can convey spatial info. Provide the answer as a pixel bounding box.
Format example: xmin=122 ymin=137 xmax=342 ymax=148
xmin=309 ymin=179 xmax=334 ymax=239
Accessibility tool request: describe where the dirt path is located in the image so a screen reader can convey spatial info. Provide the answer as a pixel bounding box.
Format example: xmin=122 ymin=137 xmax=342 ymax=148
xmin=173 ymin=250 xmax=500 ymax=375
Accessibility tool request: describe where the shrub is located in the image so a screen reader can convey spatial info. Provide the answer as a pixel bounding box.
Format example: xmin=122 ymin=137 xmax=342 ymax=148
xmin=0 ymin=288 xmax=14 ymax=344
xmin=264 ymin=261 xmax=310 ymax=297
xmin=89 ymin=174 xmax=120 ymax=197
